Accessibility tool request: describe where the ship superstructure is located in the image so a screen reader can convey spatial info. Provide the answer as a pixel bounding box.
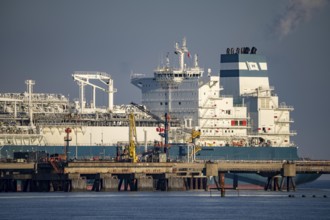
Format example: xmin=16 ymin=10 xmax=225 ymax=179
xmin=220 ymin=48 xmax=295 ymax=147
xmin=131 ymin=38 xmax=203 ymax=129
xmin=131 ymin=38 xmax=295 ymax=147
xmin=0 ymin=72 xmax=173 ymax=157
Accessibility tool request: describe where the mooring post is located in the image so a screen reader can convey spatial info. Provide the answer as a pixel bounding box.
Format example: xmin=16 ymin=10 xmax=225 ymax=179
xmin=205 ymin=162 xmax=218 ymax=192
xmin=233 ymin=175 xmax=238 ymax=189
xmin=219 ymin=172 xmax=225 ymax=197
xmin=282 ymin=162 xmax=296 ymax=192
xmin=265 ymin=177 xmax=271 ymax=191
xmin=286 ymin=176 xmax=290 ymax=192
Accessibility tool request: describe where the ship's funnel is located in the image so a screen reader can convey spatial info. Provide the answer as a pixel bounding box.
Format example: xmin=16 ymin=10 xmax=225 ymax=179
xmin=220 ymin=50 xmax=269 ymax=101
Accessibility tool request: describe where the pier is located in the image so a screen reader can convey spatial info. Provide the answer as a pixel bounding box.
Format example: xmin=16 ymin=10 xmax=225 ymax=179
xmin=1 ymin=160 xmax=330 ymax=194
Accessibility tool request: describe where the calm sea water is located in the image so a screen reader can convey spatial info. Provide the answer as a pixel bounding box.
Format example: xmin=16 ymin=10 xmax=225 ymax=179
xmin=0 ymin=180 xmax=329 ymax=220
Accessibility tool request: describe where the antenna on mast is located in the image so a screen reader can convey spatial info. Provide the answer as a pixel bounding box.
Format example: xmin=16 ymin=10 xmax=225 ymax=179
xmin=175 ymin=42 xmax=179 ymax=52
xmin=194 ymin=54 xmax=199 ymax=67
xmin=174 ymin=37 xmax=189 ymax=71
xmin=182 ymin=37 xmax=187 ymax=48
xmin=166 ymin=52 xmax=170 ymax=67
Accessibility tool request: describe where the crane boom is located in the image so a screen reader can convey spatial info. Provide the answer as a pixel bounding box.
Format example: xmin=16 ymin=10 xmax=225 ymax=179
xmin=128 ymin=113 xmax=138 ymax=163
xmin=72 ymin=71 xmax=117 ymax=112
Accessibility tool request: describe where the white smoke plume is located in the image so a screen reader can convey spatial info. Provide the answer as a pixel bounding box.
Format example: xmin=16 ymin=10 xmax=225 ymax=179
xmin=275 ymin=0 xmax=328 ymax=38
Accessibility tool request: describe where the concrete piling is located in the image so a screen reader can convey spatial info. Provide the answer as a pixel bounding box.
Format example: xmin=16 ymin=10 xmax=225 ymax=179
xmin=168 ymin=177 xmax=185 ymax=191
xmin=69 ymin=174 xmax=86 ymax=192
xmin=136 ymin=174 xmax=153 ymax=191
xmin=101 ymin=174 xmax=118 ymax=192
xmin=70 ymin=179 xmax=86 ymax=191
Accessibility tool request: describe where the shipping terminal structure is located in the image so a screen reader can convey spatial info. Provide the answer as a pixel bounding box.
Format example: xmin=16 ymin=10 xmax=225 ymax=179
xmin=0 ymin=38 xmax=320 ymax=186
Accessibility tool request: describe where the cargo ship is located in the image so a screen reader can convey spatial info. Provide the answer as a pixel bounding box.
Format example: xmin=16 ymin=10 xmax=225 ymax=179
xmin=0 ymin=38 xmax=320 ymax=186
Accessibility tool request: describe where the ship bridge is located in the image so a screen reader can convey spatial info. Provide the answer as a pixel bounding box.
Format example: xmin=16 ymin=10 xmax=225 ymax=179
xmin=131 ymin=38 xmax=204 ymax=121
xmin=153 ymin=37 xmax=204 ymax=86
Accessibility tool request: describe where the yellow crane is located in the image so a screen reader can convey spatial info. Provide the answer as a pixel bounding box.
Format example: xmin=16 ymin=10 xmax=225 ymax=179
xmin=191 ymin=129 xmax=201 ymax=142
xmin=128 ymin=112 xmax=138 ymax=163
xmin=186 ymin=129 xmax=201 ymax=144
xmin=188 ymin=129 xmax=202 ymax=159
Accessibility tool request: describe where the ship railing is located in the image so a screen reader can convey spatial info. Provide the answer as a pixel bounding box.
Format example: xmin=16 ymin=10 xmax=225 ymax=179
xmin=241 ymin=86 xmax=275 ymax=95
xmin=200 ymin=125 xmax=250 ymax=130
xmin=154 ymin=67 xmax=203 ymax=74
xmin=0 ymin=134 xmax=42 ymax=138
xmin=0 ymin=114 xmax=16 ymax=118
xmin=35 ymin=121 xmax=131 ymax=127
xmin=144 ymin=96 xmax=197 ymax=100
xmin=278 ymin=103 xmax=294 ymax=110
xmin=154 ymin=68 xmax=175 ymax=74
xmin=130 ymin=73 xmax=146 ymax=79
xmin=248 ymin=131 xmax=297 ymax=135
xmin=194 ymin=157 xmax=293 ymax=163
xmin=0 ymin=93 xmax=67 ymax=102
xmin=51 ymin=142 xmax=118 ymax=147
xmin=18 ymin=93 xmax=69 ymax=102
xmin=275 ymin=118 xmax=294 ymax=123
xmin=219 ymin=95 xmax=233 ymax=98
xmin=233 ymin=104 xmax=246 ymax=107
xmin=270 ymin=86 xmax=275 ymax=91
xmin=0 ymin=93 xmax=24 ymax=100
xmin=149 ymin=107 xmax=197 ymax=112
xmin=0 ymin=129 xmax=35 ymax=134
xmin=290 ymin=130 xmax=297 ymax=135
xmin=295 ymin=160 xmax=330 ymax=164
xmin=0 ymin=128 xmax=37 ymax=135
xmin=36 ymin=120 xmax=164 ymax=127
xmin=199 ymin=115 xmax=248 ymax=119
xmin=73 ymin=71 xmax=110 ymax=78
xmin=287 ymin=141 xmax=296 ymax=147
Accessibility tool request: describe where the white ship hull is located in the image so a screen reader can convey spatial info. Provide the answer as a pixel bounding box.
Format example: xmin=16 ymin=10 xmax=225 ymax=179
xmin=0 ymin=125 xmax=163 ymax=147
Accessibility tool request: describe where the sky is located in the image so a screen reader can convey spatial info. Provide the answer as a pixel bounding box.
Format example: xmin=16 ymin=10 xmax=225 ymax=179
xmin=0 ymin=0 xmax=330 ymax=160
